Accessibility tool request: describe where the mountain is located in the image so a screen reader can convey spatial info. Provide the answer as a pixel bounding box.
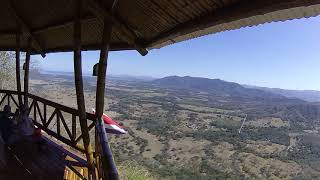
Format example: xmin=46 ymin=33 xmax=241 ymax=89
xmin=108 ymin=74 xmax=156 ymax=81
xmin=244 ymin=85 xmax=320 ymax=102
xmin=152 ymin=76 xmax=304 ymax=104
xmin=151 ymin=76 xmax=320 ymax=125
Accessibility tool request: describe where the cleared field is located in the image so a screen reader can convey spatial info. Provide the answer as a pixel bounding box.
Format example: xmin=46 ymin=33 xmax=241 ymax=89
xmin=28 ymin=74 xmax=320 ymax=179
xmin=235 ymin=152 xmax=301 ymax=179
xmin=178 ymin=104 xmax=239 ymax=114
xmin=167 ymin=137 xmax=210 ymax=166
xmin=245 ymin=140 xmax=287 ymax=155
xmin=247 ymin=117 xmax=289 ymax=128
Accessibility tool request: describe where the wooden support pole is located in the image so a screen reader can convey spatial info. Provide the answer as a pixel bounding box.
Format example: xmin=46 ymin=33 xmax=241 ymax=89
xmin=95 ymin=3 xmax=119 ymax=179
xmin=24 ymin=38 xmax=32 ymax=105
xmin=84 ymin=0 xmax=148 ymax=56
xmin=15 ymin=32 xmax=23 ymax=106
xmin=73 ymin=0 xmax=95 ymax=177
xmin=8 ymin=1 xmax=46 ymax=57
xmin=95 ymin=17 xmax=112 ymax=118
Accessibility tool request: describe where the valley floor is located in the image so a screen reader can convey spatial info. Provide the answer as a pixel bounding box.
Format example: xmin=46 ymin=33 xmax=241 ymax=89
xmin=25 ymin=74 xmax=320 ymax=179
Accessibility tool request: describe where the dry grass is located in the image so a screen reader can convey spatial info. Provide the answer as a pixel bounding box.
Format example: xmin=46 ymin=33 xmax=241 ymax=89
xmin=235 ymin=152 xmax=301 ymax=179
xmin=245 ymin=140 xmax=286 ymax=156
xmin=247 ymin=117 xmax=289 ymax=128
xmin=118 ymin=161 xmax=156 ymax=180
xmin=178 ymin=104 xmax=237 ymax=114
xmin=133 ymin=130 xmax=163 ymax=158
xmin=167 ymin=137 xmax=210 ymax=166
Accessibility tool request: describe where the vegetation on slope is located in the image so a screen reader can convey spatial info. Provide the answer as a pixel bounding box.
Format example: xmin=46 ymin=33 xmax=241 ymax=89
xmin=118 ymin=160 xmax=156 ymax=180
xmin=28 ymin=73 xmax=320 ymax=179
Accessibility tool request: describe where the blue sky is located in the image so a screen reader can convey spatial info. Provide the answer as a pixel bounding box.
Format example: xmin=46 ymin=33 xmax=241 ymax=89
xmin=35 ymin=16 xmax=320 ymax=90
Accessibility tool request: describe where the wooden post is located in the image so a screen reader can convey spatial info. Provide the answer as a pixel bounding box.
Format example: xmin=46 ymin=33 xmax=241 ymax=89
xmin=95 ymin=17 xmax=112 ymax=117
xmin=15 ymin=32 xmax=23 ymax=106
xmin=73 ymin=0 xmax=95 ymax=177
xmin=95 ymin=7 xmax=119 ymax=180
xmin=24 ymin=38 xmax=32 ymax=105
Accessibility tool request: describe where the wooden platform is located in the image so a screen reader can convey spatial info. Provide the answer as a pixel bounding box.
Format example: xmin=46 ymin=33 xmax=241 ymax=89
xmin=0 ymin=136 xmax=89 ymax=180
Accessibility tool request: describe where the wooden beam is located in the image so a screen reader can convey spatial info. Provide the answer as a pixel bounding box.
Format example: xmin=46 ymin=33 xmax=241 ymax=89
xmin=93 ymin=1 xmax=120 ymax=179
xmin=0 ymin=30 xmax=16 ymax=35
xmin=42 ymin=135 xmax=88 ymax=166
xmin=8 ymin=1 xmax=46 ymax=58
xmin=33 ymin=17 xmax=96 ymax=34
xmin=147 ymin=0 xmax=320 ymax=47
xmin=95 ymin=4 xmax=119 ymax=179
xmin=84 ymin=0 xmax=148 ymax=56
xmin=23 ymin=38 xmax=32 ymax=105
xmin=0 ymin=43 xmax=134 ymax=55
xmin=0 ymin=89 xmax=96 ymax=122
xmin=24 ymin=93 xmax=96 ymax=121
xmin=0 ymin=4 xmax=144 ymax=55
xmin=15 ymin=33 xmax=23 ymax=106
xmin=95 ymin=16 xmax=112 ymax=118
xmin=73 ymin=0 xmax=95 ymax=177
xmin=0 ymin=17 xmax=96 ymax=43
xmin=30 ymin=43 xmax=134 ymax=54
xmin=34 ymin=121 xmax=86 ymax=153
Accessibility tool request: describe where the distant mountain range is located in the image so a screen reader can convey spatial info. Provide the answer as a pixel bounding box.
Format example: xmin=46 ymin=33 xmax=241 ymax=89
xmin=243 ymin=85 xmax=320 ymax=102
xmin=39 ymin=70 xmax=156 ymax=81
xmin=151 ymin=76 xmax=320 ymax=125
xmin=152 ymin=76 xmax=320 ymax=103
xmin=39 ymin=71 xmax=320 ymax=103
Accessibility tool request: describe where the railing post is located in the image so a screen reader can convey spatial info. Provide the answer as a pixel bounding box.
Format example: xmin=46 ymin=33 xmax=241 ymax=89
xmin=15 ymin=32 xmax=23 ymax=106
xmin=96 ymin=118 xmax=119 ymax=180
xmin=7 ymin=94 xmax=10 ymax=106
xmin=24 ymin=37 xmax=32 ymax=105
xmin=95 ymin=3 xmax=119 ymax=179
xmin=73 ymin=0 xmax=95 ymax=178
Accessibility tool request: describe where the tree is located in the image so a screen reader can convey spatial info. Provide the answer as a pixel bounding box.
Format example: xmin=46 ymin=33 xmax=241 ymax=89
xmin=0 ymin=51 xmax=39 ymax=91
xmin=0 ymin=51 xmax=16 ymax=90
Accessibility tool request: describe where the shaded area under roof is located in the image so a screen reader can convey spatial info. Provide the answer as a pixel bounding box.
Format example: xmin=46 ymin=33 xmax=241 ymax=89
xmin=1 ymin=0 xmax=320 ymax=55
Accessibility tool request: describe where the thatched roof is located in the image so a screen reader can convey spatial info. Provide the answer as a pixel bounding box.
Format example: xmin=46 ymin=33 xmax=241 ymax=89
xmin=1 ymin=0 xmax=320 ymax=56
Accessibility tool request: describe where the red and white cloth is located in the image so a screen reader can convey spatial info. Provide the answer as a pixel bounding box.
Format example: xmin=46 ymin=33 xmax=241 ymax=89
xmin=92 ymin=109 xmax=127 ymax=134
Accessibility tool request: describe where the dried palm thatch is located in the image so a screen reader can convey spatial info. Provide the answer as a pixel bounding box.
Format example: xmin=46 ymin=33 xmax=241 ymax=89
xmin=0 ymin=0 xmax=320 ymax=56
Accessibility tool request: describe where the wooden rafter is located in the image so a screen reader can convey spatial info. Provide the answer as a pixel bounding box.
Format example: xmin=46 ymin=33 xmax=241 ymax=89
xmin=33 ymin=17 xmax=96 ymax=34
xmin=147 ymin=0 xmax=320 ymax=47
xmin=8 ymin=1 xmax=46 ymax=57
xmin=0 ymin=30 xmax=15 ymax=35
xmin=0 ymin=0 xmax=319 ymax=54
xmin=84 ymin=0 xmax=148 ymax=56
xmin=0 ymin=17 xmax=95 ymax=37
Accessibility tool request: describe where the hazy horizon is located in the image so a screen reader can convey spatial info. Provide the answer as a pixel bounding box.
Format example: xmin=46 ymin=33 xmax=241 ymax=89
xmin=38 ymin=69 xmax=320 ymax=92
xmin=34 ymin=16 xmax=320 ymax=91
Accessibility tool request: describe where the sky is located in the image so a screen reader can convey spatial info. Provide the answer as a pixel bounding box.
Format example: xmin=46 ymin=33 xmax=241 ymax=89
xmin=34 ymin=16 xmax=320 ymax=91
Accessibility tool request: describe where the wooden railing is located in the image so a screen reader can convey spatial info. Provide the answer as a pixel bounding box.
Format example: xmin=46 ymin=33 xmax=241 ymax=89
xmin=0 ymin=89 xmax=119 ymax=179
xmin=0 ymin=89 xmax=95 ymax=153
